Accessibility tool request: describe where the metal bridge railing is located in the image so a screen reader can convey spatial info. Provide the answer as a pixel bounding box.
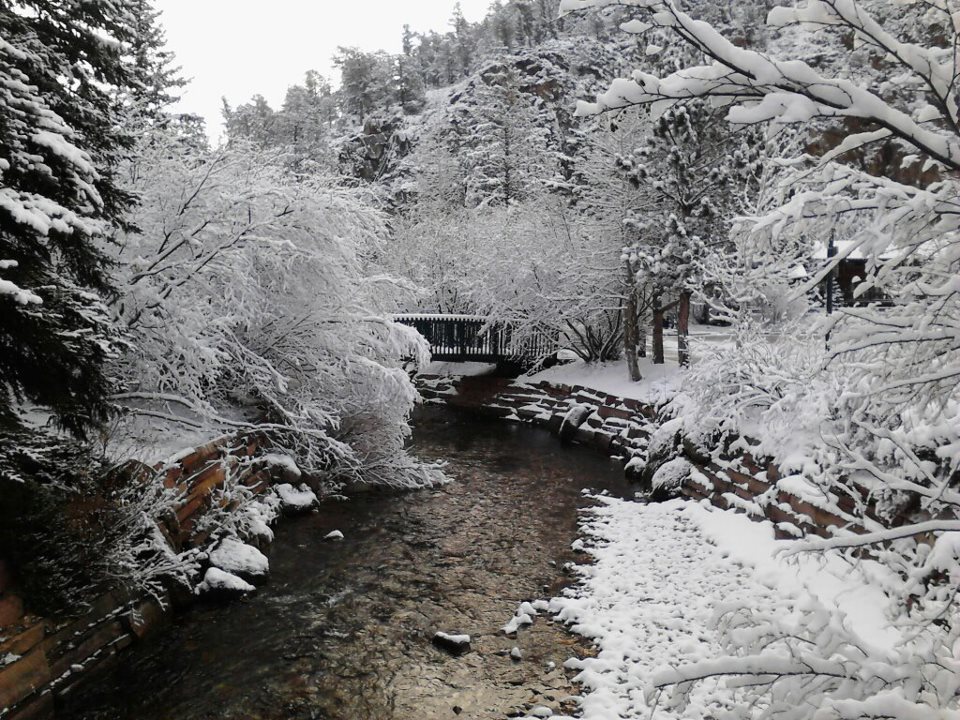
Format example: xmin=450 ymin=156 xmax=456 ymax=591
xmin=393 ymin=314 xmax=554 ymax=362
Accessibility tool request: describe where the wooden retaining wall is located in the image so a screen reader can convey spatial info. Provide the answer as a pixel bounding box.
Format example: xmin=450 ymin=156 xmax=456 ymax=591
xmin=0 ymin=433 xmax=300 ymax=720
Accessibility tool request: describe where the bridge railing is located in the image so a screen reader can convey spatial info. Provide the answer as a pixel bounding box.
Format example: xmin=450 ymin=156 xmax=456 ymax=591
xmin=394 ymin=314 xmax=554 ymax=362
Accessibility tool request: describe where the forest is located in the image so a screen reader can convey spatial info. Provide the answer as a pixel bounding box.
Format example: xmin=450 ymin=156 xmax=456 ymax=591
xmin=1 ymin=0 xmax=959 ymax=718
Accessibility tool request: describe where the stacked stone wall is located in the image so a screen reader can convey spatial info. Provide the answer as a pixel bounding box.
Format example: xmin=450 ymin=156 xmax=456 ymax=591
xmin=418 ymin=374 xmax=873 ymax=543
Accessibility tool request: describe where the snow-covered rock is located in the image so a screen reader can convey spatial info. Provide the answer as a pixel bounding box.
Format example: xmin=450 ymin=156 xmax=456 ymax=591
xmin=261 ymin=453 xmax=302 ymax=483
xmin=324 ymin=529 xmax=344 ymax=541
xmin=527 ymin=706 xmax=553 ymax=718
xmin=274 ymin=483 xmax=318 ymax=514
xmin=432 ymin=631 xmax=471 ymax=655
xmin=510 ymin=646 xmax=523 ymax=661
xmin=502 ymin=612 xmax=534 ymax=635
xmin=196 ymin=567 xmax=255 ymax=597
xmin=237 ymin=498 xmax=279 ymax=546
xmin=650 ymin=456 xmax=691 ymax=499
xmin=208 ymin=536 xmax=269 ymax=582
xmin=559 ymin=403 xmax=592 ymax=442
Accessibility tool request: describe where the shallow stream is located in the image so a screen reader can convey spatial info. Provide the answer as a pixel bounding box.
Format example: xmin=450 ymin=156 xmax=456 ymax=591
xmin=63 ymin=406 xmax=632 ymax=719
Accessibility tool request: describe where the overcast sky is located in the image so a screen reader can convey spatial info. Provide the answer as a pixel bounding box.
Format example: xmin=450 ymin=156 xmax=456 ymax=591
xmin=153 ymin=0 xmax=494 ymax=142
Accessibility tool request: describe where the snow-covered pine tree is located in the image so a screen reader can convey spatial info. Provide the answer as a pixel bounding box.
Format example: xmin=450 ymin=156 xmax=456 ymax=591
xmin=0 ymin=1 xmax=142 ymax=436
xmin=455 ymin=62 xmax=559 ymax=207
xmin=333 ymin=47 xmax=398 ymax=123
xmin=619 ymin=96 xmax=763 ymax=365
xmin=126 ymin=0 xmax=185 ymax=126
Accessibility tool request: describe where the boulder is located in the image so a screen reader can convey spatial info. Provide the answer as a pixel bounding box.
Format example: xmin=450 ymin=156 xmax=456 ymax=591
xmin=208 ymin=537 xmax=269 ymax=583
xmin=196 ymin=567 xmax=255 ymax=599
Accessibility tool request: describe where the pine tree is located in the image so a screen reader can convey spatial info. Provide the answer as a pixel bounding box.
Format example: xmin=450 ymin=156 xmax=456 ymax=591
xmin=0 ymin=1 xmax=142 ymax=436
xmin=456 ymin=63 xmax=558 ymax=207
xmin=333 ymin=47 xmax=396 ymax=123
xmin=619 ymin=99 xmax=762 ymax=364
xmin=126 ymin=0 xmax=185 ymax=125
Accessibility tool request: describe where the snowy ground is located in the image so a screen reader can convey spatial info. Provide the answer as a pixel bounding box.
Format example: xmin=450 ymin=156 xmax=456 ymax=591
xmin=548 ymin=497 xmax=898 ymax=720
xmin=420 ymin=360 xmax=498 ymax=376
xmin=528 ymin=325 xmax=732 ymax=404
xmin=528 ymin=357 xmax=681 ymax=404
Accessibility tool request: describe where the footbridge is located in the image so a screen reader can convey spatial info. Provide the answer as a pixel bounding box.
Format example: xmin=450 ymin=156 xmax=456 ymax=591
xmin=394 ymin=314 xmax=555 ymax=364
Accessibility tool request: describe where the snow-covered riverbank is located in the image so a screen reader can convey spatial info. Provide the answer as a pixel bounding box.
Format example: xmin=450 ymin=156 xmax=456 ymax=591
xmin=548 ymin=496 xmax=898 ymax=720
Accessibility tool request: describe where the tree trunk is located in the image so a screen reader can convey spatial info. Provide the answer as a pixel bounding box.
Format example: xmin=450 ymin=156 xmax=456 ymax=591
xmin=678 ymin=290 xmax=691 ymax=367
xmin=623 ymin=262 xmax=642 ymax=381
xmin=638 ymin=321 xmax=647 ymax=358
xmin=652 ymin=300 xmax=665 ymax=365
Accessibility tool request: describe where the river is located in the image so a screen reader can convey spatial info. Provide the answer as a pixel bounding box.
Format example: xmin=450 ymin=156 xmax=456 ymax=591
xmin=62 ymin=406 xmax=633 ymax=719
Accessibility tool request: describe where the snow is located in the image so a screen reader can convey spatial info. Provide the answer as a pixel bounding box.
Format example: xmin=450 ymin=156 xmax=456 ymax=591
xmin=395 ymin=313 xmax=490 ymax=322
xmin=518 ymin=601 xmax=538 ymax=616
xmin=529 ymin=357 xmax=681 ymax=404
xmin=420 ymin=361 xmax=496 ymax=377
xmin=324 ymin=529 xmax=344 ymax=540
xmin=433 ymin=631 xmax=471 ymax=647
xmin=208 ymin=537 xmax=269 ymax=580
xmin=31 ymin=130 xmax=98 ymax=178
xmin=502 ymin=601 xmax=537 ymax=634
xmin=0 ymin=278 xmax=42 ymax=305
xmin=274 ymin=483 xmax=318 ymax=511
xmin=551 ymin=496 xmax=901 ymax=718
xmin=261 ymin=453 xmax=301 ymax=479
xmin=196 ymin=567 xmax=255 ymax=595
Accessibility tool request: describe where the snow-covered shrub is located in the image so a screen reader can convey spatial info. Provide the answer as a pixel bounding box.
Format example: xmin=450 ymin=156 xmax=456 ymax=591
xmin=650 ymin=581 xmax=960 ymax=720
xmin=107 ymin=131 xmax=440 ymax=490
xmin=0 ymin=436 xmax=192 ymax=614
xmin=672 ymin=321 xmax=840 ymax=458
xmin=566 ymin=0 xmax=960 ymax=715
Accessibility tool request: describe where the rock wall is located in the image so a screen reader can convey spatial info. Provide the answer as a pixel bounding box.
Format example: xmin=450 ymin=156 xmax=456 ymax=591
xmin=418 ymin=373 xmax=874 ymax=542
xmin=0 ymin=433 xmax=303 ymax=720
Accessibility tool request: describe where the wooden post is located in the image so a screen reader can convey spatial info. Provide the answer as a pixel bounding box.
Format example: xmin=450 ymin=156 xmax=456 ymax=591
xmin=652 ymin=303 xmax=665 ymax=365
xmin=623 ymin=260 xmax=642 ymax=381
xmin=678 ymin=290 xmax=691 ymax=367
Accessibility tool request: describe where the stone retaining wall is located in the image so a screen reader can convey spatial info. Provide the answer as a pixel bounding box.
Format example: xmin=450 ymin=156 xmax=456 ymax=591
xmin=418 ymin=373 xmax=872 ymax=542
xmin=0 ymin=433 xmax=298 ymax=720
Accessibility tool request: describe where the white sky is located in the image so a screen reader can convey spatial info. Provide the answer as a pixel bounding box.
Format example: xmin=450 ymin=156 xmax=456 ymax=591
xmin=153 ymin=0 xmax=493 ymax=142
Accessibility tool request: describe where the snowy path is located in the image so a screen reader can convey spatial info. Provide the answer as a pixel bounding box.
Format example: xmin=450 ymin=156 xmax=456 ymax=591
xmin=550 ymin=496 xmax=896 ymax=720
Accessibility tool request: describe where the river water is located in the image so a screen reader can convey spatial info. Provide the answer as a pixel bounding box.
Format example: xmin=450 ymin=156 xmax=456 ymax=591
xmin=64 ymin=406 xmax=632 ymax=719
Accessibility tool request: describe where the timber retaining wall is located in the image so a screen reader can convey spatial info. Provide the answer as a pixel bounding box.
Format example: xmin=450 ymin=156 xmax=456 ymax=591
xmin=0 ymin=433 xmax=303 ymax=719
